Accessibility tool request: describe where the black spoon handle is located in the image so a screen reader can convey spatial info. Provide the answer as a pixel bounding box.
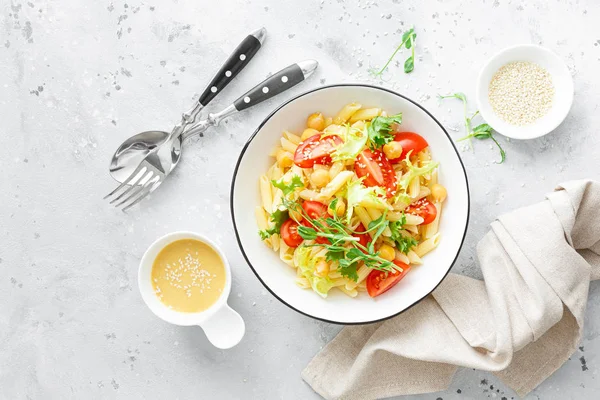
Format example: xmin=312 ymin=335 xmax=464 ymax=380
xmin=197 ymin=28 xmax=266 ymax=107
xmin=233 ymin=60 xmax=318 ymax=112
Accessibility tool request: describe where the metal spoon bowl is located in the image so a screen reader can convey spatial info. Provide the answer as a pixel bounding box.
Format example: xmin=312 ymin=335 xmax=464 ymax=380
xmin=109 ymin=130 xmax=170 ymax=183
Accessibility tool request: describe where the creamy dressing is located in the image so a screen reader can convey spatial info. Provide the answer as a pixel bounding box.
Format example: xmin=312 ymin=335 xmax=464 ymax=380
xmin=151 ymin=239 xmax=226 ymax=313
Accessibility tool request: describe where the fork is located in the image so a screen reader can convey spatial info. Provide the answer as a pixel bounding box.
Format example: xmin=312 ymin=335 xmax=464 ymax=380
xmin=103 ymin=152 xmax=166 ymax=211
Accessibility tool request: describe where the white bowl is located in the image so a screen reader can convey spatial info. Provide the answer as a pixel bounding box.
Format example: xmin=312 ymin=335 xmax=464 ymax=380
xmin=138 ymin=231 xmax=245 ymax=348
xmin=230 ymin=84 xmax=470 ymax=324
xmin=476 ymin=44 xmax=574 ymax=140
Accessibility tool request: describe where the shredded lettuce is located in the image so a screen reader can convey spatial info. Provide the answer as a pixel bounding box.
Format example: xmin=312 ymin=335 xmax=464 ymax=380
xmin=331 ymin=125 xmax=368 ymax=162
xmin=294 ymin=247 xmax=335 ymax=298
xmin=398 ymin=152 xmax=439 ymax=191
xmin=346 ymin=179 xmax=390 ymax=223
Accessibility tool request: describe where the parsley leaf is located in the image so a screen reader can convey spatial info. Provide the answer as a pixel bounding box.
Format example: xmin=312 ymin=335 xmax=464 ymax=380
xmin=338 ymin=259 xmax=359 ymax=281
xmin=368 ymin=113 xmax=403 ymax=148
xmin=325 ymin=247 xmax=346 ymax=263
xmin=388 ymin=213 xmax=417 ymax=254
xmin=395 ymin=235 xmax=418 ymax=254
xmin=258 ymin=209 xmax=289 ymax=240
xmin=271 ymin=175 xmax=304 ymax=196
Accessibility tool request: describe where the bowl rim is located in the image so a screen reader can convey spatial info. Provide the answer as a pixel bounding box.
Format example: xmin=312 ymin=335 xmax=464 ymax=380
xmin=475 ymin=44 xmax=575 ymax=140
xmin=229 ymin=83 xmax=471 ymax=325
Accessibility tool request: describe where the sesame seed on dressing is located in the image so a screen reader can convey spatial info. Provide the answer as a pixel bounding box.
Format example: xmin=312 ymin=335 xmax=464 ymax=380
xmin=489 ymin=61 xmax=555 ymax=126
xmin=151 ymin=239 xmax=226 ymax=313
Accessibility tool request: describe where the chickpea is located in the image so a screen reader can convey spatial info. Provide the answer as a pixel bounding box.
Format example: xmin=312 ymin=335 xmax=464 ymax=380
xmin=301 ymin=128 xmax=320 ymax=141
xmin=288 ymin=208 xmax=303 ymax=222
xmin=378 ymin=244 xmax=396 ymax=261
xmin=307 ymin=112 xmax=326 ymax=131
xmin=315 ymin=260 xmax=330 ymax=277
xmin=383 ymin=141 xmax=403 ymax=160
xmin=276 ymin=150 xmax=294 ymax=168
xmin=327 ymin=199 xmax=346 ymax=217
xmin=430 ymin=183 xmax=448 ymax=203
xmin=310 ymin=169 xmax=330 ymax=188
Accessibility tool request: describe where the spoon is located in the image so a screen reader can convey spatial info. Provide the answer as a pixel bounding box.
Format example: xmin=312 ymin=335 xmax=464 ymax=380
xmin=109 ymin=28 xmax=266 ymax=184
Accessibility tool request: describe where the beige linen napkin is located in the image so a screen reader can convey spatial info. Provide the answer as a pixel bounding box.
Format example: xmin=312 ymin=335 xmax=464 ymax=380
xmin=303 ymin=180 xmax=600 ymax=400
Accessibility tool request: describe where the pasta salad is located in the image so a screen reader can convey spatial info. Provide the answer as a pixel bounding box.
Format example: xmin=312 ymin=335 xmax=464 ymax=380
xmin=255 ymin=103 xmax=447 ymax=299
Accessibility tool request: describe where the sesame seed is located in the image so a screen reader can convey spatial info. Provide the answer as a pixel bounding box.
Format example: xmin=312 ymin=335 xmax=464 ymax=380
xmin=488 ymin=61 xmax=554 ymax=126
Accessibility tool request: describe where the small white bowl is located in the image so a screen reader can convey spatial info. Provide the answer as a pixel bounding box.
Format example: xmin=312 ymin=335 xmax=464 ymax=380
xmin=231 ymin=84 xmax=470 ymax=324
xmin=476 ymin=44 xmax=574 ymax=140
xmin=138 ymin=231 xmax=245 ymax=349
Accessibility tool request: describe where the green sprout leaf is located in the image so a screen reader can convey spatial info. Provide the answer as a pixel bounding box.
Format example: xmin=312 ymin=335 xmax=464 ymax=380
xmin=371 ymin=27 xmax=417 ymax=77
xmin=439 ymin=93 xmax=506 ymax=164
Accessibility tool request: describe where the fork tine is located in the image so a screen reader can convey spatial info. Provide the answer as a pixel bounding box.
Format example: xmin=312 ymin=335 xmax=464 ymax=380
xmin=103 ymin=165 xmax=147 ymax=199
xmin=112 ymin=172 xmax=154 ymax=208
xmin=122 ymin=176 xmax=161 ymax=212
xmin=110 ymin=170 xmax=153 ymax=205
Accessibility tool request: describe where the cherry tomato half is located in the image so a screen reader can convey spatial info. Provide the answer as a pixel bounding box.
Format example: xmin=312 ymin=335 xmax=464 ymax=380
xmin=405 ymin=198 xmax=437 ymax=225
xmin=354 ymin=223 xmax=371 ymax=251
xmin=293 ymin=134 xmax=343 ymax=168
xmin=302 ymin=201 xmax=328 ymax=220
xmin=281 ymin=219 xmax=303 ymax=247
xmin=388 ymin=131 xmax=429 ymax=163
xmin=300 ymin=201 xmax=329 ymax=244
xmin=354 ymin=149 xmax=398 ymax=198
xmin=366 ymin=260 xmax=411 ymax=298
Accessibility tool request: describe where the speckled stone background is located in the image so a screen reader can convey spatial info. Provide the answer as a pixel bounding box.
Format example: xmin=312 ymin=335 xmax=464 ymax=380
xmin=1 ymin=0 xmax=599 ymax=399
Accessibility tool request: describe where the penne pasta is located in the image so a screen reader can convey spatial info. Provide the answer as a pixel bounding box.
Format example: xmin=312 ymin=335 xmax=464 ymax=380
xmin=283 ymin=130 xmax=301 ymax=145
xmin=403 ymin=214 xmax=425 ymax=225
xmin=415 ymin=186 xmax=431 ymax=202
xmin=415 ymin=233 xmax=441 ymax=258
xmin=271 ymin=233 xmax=280 ymax=252
xmin=299 ymin=170 xmax=354 ymax=201
xmin=334 ymin=102 xmax=362 ymax=124
xmin=429 ymin=169 xmax=439 ymax=186
xmin=354 ymin=206 xmax=374 ymax=237
xmin=407 ymin=250 xmax=423 ymax=265
xmin=259 ymin=175 xmax=273 ymax=213
xmin=408 ymin=174 xmax=421 ymax=199
xmin=280 ymin=137 xmax=298 ymax=153
xmin=338 ymin=285 xmax=358 ymax=297
xmin=349 ymin=107 xmax=382 ymax=122
xmin=394 ymin=250 xmax=411 ymax=265
xmin=356 ymin=265 xmax=372 ymax=283
xmin=404 ymin=224 xmax=420 ymax=234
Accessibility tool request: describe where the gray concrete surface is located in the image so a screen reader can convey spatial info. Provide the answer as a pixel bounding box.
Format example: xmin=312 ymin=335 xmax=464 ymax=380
xmin=1 ymin=0 xmax=599 ymax=399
